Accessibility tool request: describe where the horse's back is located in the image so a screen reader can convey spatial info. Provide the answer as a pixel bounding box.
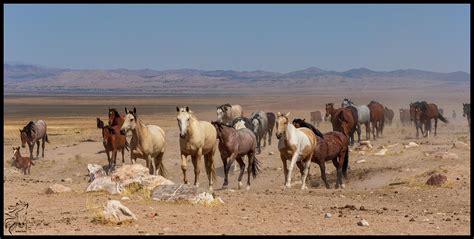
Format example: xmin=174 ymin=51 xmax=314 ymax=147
xmin=297 ymin=127 xmax=317 ymax=149
xmin=266 ymin=112 xmax=276 ymax=128
xmin=357 ymin=105 xmax=371 ymax=122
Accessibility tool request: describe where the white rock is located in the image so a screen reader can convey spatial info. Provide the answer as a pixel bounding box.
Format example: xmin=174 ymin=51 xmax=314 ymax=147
xmin=121 ymin=196 xmax=130 ymax=201
xmin=404 ymin=142 xmax=419 ymax=149
xmin=356 ymin=159 xmax=366 ymax=164
xmin=452 ymin=141 xmax=470 ymax=150
xmin=87 ymin=164 xmax=107 ymax=182
xmin=357 ymin=219 xmax=369 ymax=226
xmin=103 ymin=200 xmax=137 ymax=223
xmin=374 ymin=148 xmax=388 ymax=156
xmin=62 ymin=178 xmax=73 ymax=183
xmin=324 ymin=213 xmax=332 ymax=218
xmin=45 ymin=183 xmax=72 ymax=194
xmin=111 ymin=164 xmax=150 ymax=182
xmin=86 ymin=176 xmax=120 ymax=194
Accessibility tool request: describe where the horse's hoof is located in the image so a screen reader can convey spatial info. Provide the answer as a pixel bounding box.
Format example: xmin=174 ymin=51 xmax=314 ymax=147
xmin=301 ymin=185 xmax=308 ymax=190
xmin=246 ymin=185 xmax=250 ymax=190
xmin=341 ymin=184 xmax=346 ymax=189
xmin=238 ymin=181 xmax=243 ymax=190
xmin=209 ymin=186 xmax=213 ymax=192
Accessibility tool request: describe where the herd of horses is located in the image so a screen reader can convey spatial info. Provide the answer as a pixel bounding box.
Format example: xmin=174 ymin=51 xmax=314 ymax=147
xmin=11 ymin=101 xmax=471 ymax=192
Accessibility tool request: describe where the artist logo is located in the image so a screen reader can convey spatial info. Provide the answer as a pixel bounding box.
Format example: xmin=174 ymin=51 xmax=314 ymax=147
xmin=4 ymin=200 xmax=29 ymax=235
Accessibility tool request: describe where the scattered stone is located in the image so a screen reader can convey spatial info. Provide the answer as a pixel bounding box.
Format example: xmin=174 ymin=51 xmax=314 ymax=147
xmin=360 ymin=140 xmax=372 ymax=148
xmin=269 ymin=152 xmax=275 ymax=155
xmin=121 ymin=196 xmax=130 ymax=201
xmin=409 ymin=217 xmax=415 ymax=222
xmin=87 ymin=164 xmax=107 ymax=182
xmin=45 ymin=184 xmax=72 ymax=194
xmin=374 ymin=148 xmax=388 ymax=156
xmin=111 ymin=164 xmax=150 ymax=182
xmin=151 ymin=184 xmax=223 ymax=206
xmin=404 ymin=142 xmax=419 ymax=149
xmin=358 ymin=151 xmax=366 ymax=156
xmin=61 ymin=178 xmax=73 ymax=183
xmin=118 ymin=174 xmax=175 ymax=193
xmin=435 ymin=152 xmax=459 ymax=160
xmin=386 ymin=143 xmax=399 ymax=148
xmin=426 ymin=173 xmax=447 ymax=186
xmin=324 ymin=213 xmax=332 ymax=219
xmin=452 ymin=141 xmax=470 ymax=150
xmin=357 ymin=219 xmax=369 ymax=226
xmin=446 ymin=218 xmax=451 ymax=221
xmin=86 ymin=176 xmax=120 ymax=194
xmin=356 ymin=159 xmax=366 ymax=164
xmin=102 ymin=200 xmax=137 ymax=224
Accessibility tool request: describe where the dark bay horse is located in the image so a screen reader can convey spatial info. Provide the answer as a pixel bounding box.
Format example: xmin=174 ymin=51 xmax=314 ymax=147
xmin=414 ymin=102 xmax=448 ymax=138
xmin=325 ymin=103 xmax=357 ymax=146
xmin=367 ymin=101 xmax=385 ymax=140
xmin=463 ymin=103 xmax=470 ymax=131
xmin=98 ymin=124 xmax=129 ymax=174
xmin=384 ymin=107 xmax=394 ymax=126
xmin=292 ymin=120 xmax=349 ymax=189
xmin=266 ymin=112 xmax=276 ymax=146
xmin=108 ymin=108 xmax=125 ymax=127
xmin=19 ymin=120 xmax=50 ymax=159
xmin=212 ymin=121 xmax=261 ymax=190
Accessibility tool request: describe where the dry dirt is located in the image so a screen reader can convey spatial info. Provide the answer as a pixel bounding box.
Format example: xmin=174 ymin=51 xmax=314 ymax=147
xmin=3 ymin=95 xmax=471 ymax=235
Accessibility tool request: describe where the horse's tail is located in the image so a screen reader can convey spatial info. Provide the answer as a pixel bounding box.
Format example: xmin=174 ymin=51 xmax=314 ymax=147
xmin=251 ymin=155 xmax=262 ymax=179
xmin=342 ymin=147 xmax=349 ymax=175
xmin=124 ymin=140 xmax=130 ymax=152
xmin=206 ymin=155 xmax=218 ymax=183
xmin=438 ymin=112 xmax=449 ymax=124
xmin=45 ymin=134 xmax=50 ymax=143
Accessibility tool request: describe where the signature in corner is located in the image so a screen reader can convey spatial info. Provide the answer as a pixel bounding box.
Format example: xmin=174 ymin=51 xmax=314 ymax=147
xmin=4 ymin=200 xmax=29 ymax=235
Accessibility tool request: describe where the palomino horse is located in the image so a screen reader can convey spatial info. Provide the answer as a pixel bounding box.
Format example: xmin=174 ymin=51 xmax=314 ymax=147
xmin=384 ymin=107 xmax=394 ymax=126
xmin=310 ymin=111 xmax=323 ymax=127
xmin=413 ymin=102 xmax=448 ymax=138
xmin=216 ymin=104 xmax=243 ymax=125
xmin=120 ymin=107 xmax=167 ymax=177
xmin=19 ymin=120 xmax=50 ymax=160
xmin=399 ymin=109 xmax=411 ymax=127
xmin=367 ymin=101 xmax=385 ymax=140
xmin=341 ymin=99 xmax=366 ymax=142
xmin=266 ymin=112 xmax=276 ymax=146
xmin=463 ymin=103 xmax=470 ymax=131
xmin=325 ymin=103 xmax=357 ymax=145
xmin=250 ymin=111 xmax=269 ymax=154
xmin=177 ymin=106 xmax=218 ymax=191
xmin=276 ymin=112 xmax=317 ymax=190
xmin=293 ymin=119 xmax=349 ymax=189
xmin=212 ymin=121 xmax=261 ymax=190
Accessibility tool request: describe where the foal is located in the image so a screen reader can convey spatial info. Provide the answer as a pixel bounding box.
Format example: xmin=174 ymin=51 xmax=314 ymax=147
xmin=11 ymin=147 xmax=35 ymax=175
xmin=101 ymin=125 xmax=128 ymax=174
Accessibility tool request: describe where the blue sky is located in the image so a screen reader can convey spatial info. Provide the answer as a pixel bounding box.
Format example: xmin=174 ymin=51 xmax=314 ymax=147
xmin=4 ymin=4 xmax=470 ymax=73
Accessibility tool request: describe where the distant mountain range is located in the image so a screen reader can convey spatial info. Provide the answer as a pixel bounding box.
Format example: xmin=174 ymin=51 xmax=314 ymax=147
xmin=4 ymin=63 xmax=470 ymax=95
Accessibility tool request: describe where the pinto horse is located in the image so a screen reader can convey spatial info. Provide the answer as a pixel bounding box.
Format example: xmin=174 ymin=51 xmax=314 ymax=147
xmin=212 ymin=121 xmax=261 ymax=190
xmin=276 ymin=112 xmax=317 ymax=190
xmin=292 ymin=119 xmax=349 ymax=189
xmin=413 ymin=102 xmax=448 ymax=138
xmin=325 ymin=103 xmax=357 ymax=146
xmin=367 ymin=101 xmax=385 ymax=140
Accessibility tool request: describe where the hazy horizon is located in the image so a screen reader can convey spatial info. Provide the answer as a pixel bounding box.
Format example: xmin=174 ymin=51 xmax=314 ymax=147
xmin=5 ymin=4 xmax=470 ymax=73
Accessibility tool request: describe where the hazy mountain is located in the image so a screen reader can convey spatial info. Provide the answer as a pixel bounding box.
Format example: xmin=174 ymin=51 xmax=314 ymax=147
xmin=4 ymin=63 xmax=470 ymax=95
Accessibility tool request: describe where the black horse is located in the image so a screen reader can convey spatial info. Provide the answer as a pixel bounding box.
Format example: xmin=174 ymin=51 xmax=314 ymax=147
xmin=291 ymin=118 xmax=325 ymax=138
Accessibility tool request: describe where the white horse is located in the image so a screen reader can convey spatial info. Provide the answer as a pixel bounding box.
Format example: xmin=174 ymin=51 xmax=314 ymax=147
xmin=120 ymin=107 xmax=167 ymax=177
xmin=342 ymin=98 xmax=371 ymax=142
xmin=275 ymin=112 xmax=317 ymax=190
xmin=216 ymin=104 xmax=243 ymax=125
xmin=177 ymin=106 xmax=218 ymax=191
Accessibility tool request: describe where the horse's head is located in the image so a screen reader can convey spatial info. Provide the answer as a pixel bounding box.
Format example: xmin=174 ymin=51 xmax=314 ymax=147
xmin=409 ymin=103 xmax=416 ymax=122
xmin=341 ymin=99 xmax=351 ymax=108
xmin=120 ymin=107 xmax=137 ymax=135
xmin=325 ymin=103 xmax=334 ymax=119
xmin=19 ymin=129 xmax=27 ymax=148
xmin=177 ymin=106 xmax=192 ymax=138
xmin=292 ymin=118 xmax=305 ymax=128
xmin=251 ymin=117 xmax=261 ymax=134
xmin=275 ymin=112 xmax=290 ymax=139
xmin=11 ymin=146 xmax=20 ymax=166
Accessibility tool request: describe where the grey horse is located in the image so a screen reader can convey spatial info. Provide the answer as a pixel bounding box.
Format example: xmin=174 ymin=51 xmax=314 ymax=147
xmin=250 ymin=111 xmax=268 ymax=154
xmin=342 ymin=98 xmax=371 ymax=142
xmin=19 ymin=120 xmax=50 ymax=160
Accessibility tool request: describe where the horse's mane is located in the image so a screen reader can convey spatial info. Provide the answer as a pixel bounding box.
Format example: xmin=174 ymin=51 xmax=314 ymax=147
xmin=420 ymin=101 xmax=428 ymax=111
xmin=292 ymin=118 xmax=325 ymax=138
xmin=218 ymin=104 xmax=232 ymax=111
xmin=369 ymin=100 xmax=379 ymax=104
xmin=22 ymin=121 xmax=36 ymax=138
xmin=109 ymin=108 xmax=121 ymax=118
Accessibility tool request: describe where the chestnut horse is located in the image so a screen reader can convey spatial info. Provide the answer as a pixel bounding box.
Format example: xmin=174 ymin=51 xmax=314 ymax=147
xmin=367 ymin=101 xmax=385 ymax=140
xmin=293 ymin=119 xmax=349 ymax=189
xmin=413 ymin=102 xmax=448 ymax=138
xmin=266 ymin=112 xmax=276 ymax=146
xmin=99 ymin=124 xmax=129 ymax=174
xmin=384 ymin=107 xmax=394 ymax=126
xmin=108 ymin=108 xmax=125 ymax=127
xmin=11 ymin=147 xmax=35 ymax=175
xmin=325 ymin=103 xmax=357 ymax=146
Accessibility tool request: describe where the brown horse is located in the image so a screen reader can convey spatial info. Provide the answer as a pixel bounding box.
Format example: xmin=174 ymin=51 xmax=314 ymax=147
xmin=399 ymin=109 xmax=411 ymax=127
xmin=413 ymin=102 xmax=448 ymax=138
xmin=266 ymin=112 xmax=276 ymax=146
xmin=292 ymin=119 xmax=349 ymax=189
xmin=212 ymin=121 xmax=261 ymax=190
xmin=384 ymin=107 xmax=394 ymax=126
xmin=99 ymin=124 xmax=129 ymax=174
xmin=108 ymin=108 xmax=125 ymax=127
xmin=11 ymin=147 xmax=35 ymax=175
xmin=367 ymin=101 xmax=385 ymax=140
xmin=325 ymin=103 xmax=357 ymax=146
xmin=310 ymin=111 xmax=323 ymax=127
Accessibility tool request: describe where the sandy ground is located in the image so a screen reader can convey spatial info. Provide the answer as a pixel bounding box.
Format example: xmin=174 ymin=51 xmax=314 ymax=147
xmin=3 ymin=95 xmax=471 ymax=235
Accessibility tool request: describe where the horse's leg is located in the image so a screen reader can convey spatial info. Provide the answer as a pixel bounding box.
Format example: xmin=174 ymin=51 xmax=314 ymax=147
xmin=181 ymin=153 xmax=189 ymax=185
xmin=268 ymin=128 xmax=272 ymax=146
xmin=121 ymin=148 xmax=125 ymax=165
xmin=280 ymin=154 xmax=289 ymax=187
xmin=371 ymin=121 xmax=376 ymax=140
xmin=300 ymin=156 xmax=312 ymax=190
xmin=149 ymin=154 xmax=156 ymax=175
xmin=285 ymin=151 xmax=301 ymax=189
xmin=191 ymin=153 xmax=201 ymax=187
xmin=105 ymin=148 xmax=111 ymax=175
xmin=296 ymin=160 xmax=304 ymax=178
xmin=203 ymin=153 xmax=214 ymax=191
xmin=332 ymin=159 xmax=341 ymax=189
xmin=365 ymin=122 xmax=370 ymax=140
xmin=42 ymin=137 xmax=45 ymax=158
xmin=36 ymin=141 xmax=40 ymax=158
xmin=221 ymin=152 xmax=229 ymax=189
xmin=263 ymin=131 xmax=267 ymax=148
xmin=357 ymin=123 xmax=361 ymax=143
xmin=112 ymin=148 xmax=118 ymax=174
xmin=256 ymin=134 xmax=261 ymax=154
xmin=434 ymin=118 xmax=438 ymax=136
xmin=319 ymin=161 xmax=330 ymax=189
xmin=246 ymin=153 xmax=253 ymax=190
xmin=236 ymin=157 xmax=246 ymax=189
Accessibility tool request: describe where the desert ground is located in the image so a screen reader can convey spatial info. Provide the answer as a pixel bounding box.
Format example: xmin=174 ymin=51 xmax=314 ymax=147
xmin=3 ymin=94 xmax=471 ymax=235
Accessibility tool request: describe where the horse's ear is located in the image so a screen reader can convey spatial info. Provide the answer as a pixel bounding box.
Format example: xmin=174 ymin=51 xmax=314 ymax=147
xmin=285 ymin=112 xmax=291 ymax=117
xmin=125 ymin=107 xmax=128 ymax=114
xmin=186 ymin=106 xmax=190 ymax=112
xmin=133 ymin=107 xmax=136 ymax=114
xmin=176 ymin=106 xmax=180 ymax=112
xmin=19 ymin=129 xmax=22 ymax=132
xmin=277 ymin=112 xmax=281 ymax=116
